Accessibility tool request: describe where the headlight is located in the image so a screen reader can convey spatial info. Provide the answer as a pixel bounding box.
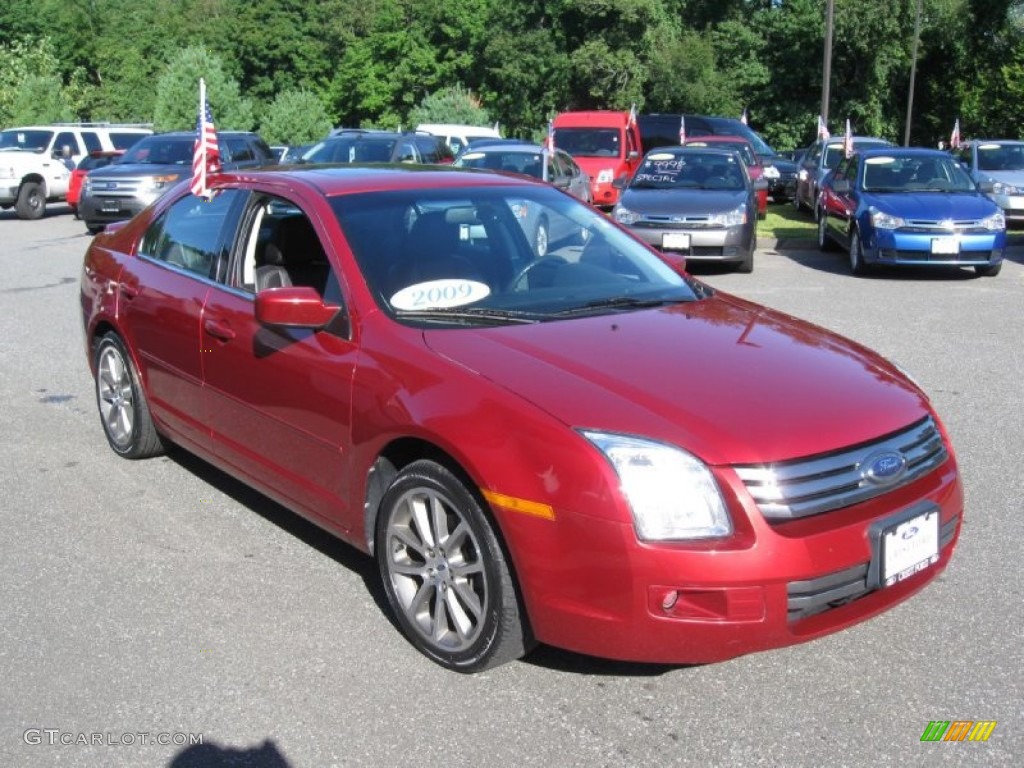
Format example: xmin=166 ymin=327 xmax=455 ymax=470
xmin=991 ymin=181 xmax=1022 ymax=195
xmin=582 ymin=431 xmax=732 ymax=541
xmin=708 ymin=203 xmax=748 ymax=227
xmin=613 ymin=205 xmax=639 ymax=225
xmin=980 ymin=210 xmax=1005 ymax=231
xmin=140 ymin=174 xmax=182 ymax=192
xmin=798 ymin=169 xmax=808 ymax=181
xmin=596 ymin=169 xmax=615 ymax=184
xmin=763 ymin=165 xmax=780 ymax=179
xmin=869 ymin=206 xmax=905 ymax=230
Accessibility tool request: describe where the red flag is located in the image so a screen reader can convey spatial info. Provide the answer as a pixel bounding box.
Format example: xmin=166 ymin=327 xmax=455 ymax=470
xmin=949 ymin=119 xmax=961 ymax=150
xmin=679 ymin=115 xmax=686 ymax=145
xmin=843 ymin=118 xmax=853 ymax=158
xmin=191 ymin=78 xmax=221 ymax=198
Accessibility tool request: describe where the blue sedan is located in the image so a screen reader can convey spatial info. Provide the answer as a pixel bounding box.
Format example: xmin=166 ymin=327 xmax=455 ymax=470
xmin=817 ymin=147 xmax=1005 ymax=277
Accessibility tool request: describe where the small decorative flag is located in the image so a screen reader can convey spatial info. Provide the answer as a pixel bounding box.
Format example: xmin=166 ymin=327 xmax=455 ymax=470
xmin=817 ymin=115 xmax=830 ymax=140
xmin=843 ymin=118 xmax=853 ymax=158
xmin=679 ymin=115 xmax=686 ymax=145
xmin=950 ymin=119 xmax=961 ymax=150
xmin=191 ymin=78 xmax=221 ymax=199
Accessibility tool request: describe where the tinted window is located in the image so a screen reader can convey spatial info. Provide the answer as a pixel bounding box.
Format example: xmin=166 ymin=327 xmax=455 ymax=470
xmin=222 ymin=136 xmax=255 ymax=164
xmin=139 ymin=191 xmax=241 ymax=278
xmin=122 ymin=137 xmax=192 ymax=165
xmin=53 ymin=131 xmax=81 ymax=157
xmin=110 ymin=132 xmax=150 ymax=150
xmin=81 ymin=132 xmax=103 ymax=152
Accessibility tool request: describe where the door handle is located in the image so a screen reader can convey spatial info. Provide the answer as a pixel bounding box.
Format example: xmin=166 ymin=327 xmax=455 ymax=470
xmin=203 ymin=318 xmax=236 ymax=341
xmin=120 ymin=283 xmax=139 ymax=299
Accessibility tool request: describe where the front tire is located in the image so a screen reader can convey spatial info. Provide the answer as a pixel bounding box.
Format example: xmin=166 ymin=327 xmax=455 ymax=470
xmin=817 ymin=213 xmax=835 ymax=251
xmin=975 ymin=262 xmax=1002 ymax=277
xmin=376 ymin=460 xmax=531 ymax=672
xmin=16 ymin=182 xmax=45 ymax=220
xmin=93 ymin=333 xmax=164 ymax=459
xmin=849 ymin=229 xmax=869 ymax=275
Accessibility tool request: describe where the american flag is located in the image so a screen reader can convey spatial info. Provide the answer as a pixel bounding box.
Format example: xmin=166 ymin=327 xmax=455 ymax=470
xmin=545 ymin=119 xmax=555 ymax=150
xmin=843 ymin=118 xmax=853 ymax=158
xmin=740 ymin=108 xmax=748 ymax=125
xmin=678 ymin=115 xmax=686 ymax=145
xmin=627 ymin=103 xmax=637 ymax=129
xmin=949 ymin=118 xmax=961 ymax=150
xmin=817 ymin=115 xmax=830 ymax=140
xmin=191 ymin=78 xmax=221 ymax=198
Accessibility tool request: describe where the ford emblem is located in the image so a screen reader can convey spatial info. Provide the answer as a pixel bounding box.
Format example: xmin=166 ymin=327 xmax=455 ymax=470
xmin=862 ymin=450 xmax=907 ymax=486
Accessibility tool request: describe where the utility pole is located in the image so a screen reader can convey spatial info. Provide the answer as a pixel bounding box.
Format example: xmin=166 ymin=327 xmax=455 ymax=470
xmin=822 ymin=0 xmax=834 ymax=127
xmin=904 ymin=0 xmax=923 ymax=146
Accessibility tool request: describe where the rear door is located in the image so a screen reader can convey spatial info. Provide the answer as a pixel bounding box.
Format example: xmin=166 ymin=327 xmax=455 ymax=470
xmin=118 ymin=189 xmax=246 ymax=450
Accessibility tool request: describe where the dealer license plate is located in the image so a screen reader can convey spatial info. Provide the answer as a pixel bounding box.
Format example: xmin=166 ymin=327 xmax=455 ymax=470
xmin=930 ymin=237 xmax=959 ymax=255
xmin=101 ymin=199 xmax=120 ymax=213
xmin=662 ymin=232 xmax=691 ymax=251
xmin=880 ymin=509 xmax=939 ymax=587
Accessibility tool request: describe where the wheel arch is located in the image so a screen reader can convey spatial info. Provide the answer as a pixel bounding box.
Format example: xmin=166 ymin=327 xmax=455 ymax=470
xmin=19 ymin=173 xmax=47 ymax=196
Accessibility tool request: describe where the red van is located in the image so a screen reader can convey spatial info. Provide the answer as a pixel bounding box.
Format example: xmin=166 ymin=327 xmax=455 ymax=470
xmin=551 ymin=110 xmax=642 ymax=208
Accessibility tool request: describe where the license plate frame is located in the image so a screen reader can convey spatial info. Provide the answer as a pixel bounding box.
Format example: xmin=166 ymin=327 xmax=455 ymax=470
xmin=101 ymin=199 xmax=121 ymax=213
xmin=867 ymin=502 xmax=941 ymax=589
xmin=662 ymin=232 xmax=691 ymax=251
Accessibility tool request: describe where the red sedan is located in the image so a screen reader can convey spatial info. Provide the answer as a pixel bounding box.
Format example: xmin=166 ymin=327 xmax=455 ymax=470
xmin=80 ymin=165 xmax=962 ymax=672
xmin=685 ymin=135 xmax=768 ymax=218
xmin=68 ymin=149 xmax=123 ymax=217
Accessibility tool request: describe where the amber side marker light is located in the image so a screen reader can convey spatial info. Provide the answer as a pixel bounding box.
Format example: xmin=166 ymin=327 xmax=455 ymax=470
xmin=481 ymin=490 xmax=556 ymax=521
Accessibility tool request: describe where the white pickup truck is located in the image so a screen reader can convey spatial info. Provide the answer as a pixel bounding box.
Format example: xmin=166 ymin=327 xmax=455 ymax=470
xmin=0 ymin=123 xmax=151 ymax=219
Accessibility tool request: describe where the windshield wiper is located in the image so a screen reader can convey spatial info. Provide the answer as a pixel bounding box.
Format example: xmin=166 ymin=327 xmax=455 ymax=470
xmin=393 ymin=307 xmax=542 ymax=325
xmin=552 ymin=295 xmax=690 ymax=317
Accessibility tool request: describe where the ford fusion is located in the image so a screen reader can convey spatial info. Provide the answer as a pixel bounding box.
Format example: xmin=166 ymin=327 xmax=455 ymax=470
xmin=817 ymin=147 xmax=1005 ymax=276
xmin=612 ymin=147 xmax=759 ymax=273
xmin=81 ymin=164 xmax=962 ymax=672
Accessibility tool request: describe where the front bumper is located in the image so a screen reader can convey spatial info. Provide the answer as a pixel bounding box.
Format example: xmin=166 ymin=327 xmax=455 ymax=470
xmin=988 ymin=192 xmax=1024 ymax=223
xmin=625 ymin=223 xmax=753 ymax=264
xmin=864 ymin=229 xmax=1005 ymax=267
xmin=498 ymin=452 xmax=962 ymax=665
xmin=78 ymin=193 xmax=149 ymax=227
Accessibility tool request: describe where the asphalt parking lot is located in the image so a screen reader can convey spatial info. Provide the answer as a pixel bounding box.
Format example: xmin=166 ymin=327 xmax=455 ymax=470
xmin=1 ymin=204 xmax=1021 ymax=768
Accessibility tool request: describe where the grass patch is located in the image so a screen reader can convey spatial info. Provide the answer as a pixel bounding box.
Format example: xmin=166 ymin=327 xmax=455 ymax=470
xmin=762 ymin=204 xmax=816 ymax=240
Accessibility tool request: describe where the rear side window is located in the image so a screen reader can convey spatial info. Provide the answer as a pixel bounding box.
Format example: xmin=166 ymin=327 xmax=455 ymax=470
xmin=81 ymin=132 xmax=103 ymax=152
xmin=110 ymin=132 xmax=150 ymax=150
xmin=222 ymin=136 xmax=255 ymax=164
xmin=139 ymin=191 xmax=243 ymax=279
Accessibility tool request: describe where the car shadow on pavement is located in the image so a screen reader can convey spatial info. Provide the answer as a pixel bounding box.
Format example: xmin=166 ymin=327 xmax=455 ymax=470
xmin=169 ymin=738 xmax=293 ymax=768
xmin=758 ymin=248 xmax=1000 ymax=280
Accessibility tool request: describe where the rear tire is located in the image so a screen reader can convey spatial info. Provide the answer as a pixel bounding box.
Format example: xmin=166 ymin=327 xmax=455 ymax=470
xmin=15 ymin=182 xmax=45 ymax=220
xmin=93 ymin=333 xmax=164 ymax=459
xmin=376 ymin=459 xmax=532 ymax=672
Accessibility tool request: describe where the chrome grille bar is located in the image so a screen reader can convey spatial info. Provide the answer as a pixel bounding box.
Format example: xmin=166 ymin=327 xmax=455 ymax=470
xmin=735 ymin=416 xmax=948 ymax=520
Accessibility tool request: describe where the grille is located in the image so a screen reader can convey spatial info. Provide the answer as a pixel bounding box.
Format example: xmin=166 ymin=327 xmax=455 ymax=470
xmin=901 ymin=219 xmax=991 ymax=234
xmin=878 ymin=249 xmax=994 ymax=264
xmin=734 ymin=416 xmax=948 ymax=521
xmin=787 ymin=514 xmax=959 ymax=621
xmin=635 ymin=216 xmax=721 ymax=230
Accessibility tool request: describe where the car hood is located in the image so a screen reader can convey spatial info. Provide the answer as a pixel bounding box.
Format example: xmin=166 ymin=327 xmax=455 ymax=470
xmin=423 ymin=293 xmax=930 ymax=465
xmin=764 ymin=157 xmax=798 ymax=174
xmin=977 ymin=169 xmax=1024 ymax=186
xmin=865 ymin=191 xmax=998 ymax=219
xmin=620 ymin=188 xmax=749 ymax=215
xmin=87 ymin=163 xmax=187 ymax=179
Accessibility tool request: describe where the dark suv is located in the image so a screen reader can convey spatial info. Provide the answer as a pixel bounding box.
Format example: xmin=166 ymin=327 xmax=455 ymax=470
xmin=80 ymin=131 xmax=276 ymax=233
xmin=301 ymin=130 xmax=455 ymax=165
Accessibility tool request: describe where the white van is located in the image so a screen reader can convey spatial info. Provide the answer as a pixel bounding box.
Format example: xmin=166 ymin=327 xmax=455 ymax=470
xmin=415 ymin=123 xmax=502 ymax=155
xmin=0 ymin=122 xmax=152 ymax=219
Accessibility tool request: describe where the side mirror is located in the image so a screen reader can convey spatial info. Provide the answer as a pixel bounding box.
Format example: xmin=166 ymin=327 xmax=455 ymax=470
xmin=978 ymin=179 xmax=995 ymax=193
xmin=628 ymin=150 xmax=639 ymax=160
xmin=255 ymin=286 xmax=338 ymax=329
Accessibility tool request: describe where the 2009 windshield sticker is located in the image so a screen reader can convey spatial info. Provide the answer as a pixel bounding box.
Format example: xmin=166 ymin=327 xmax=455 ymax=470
xmin=390 ymin=279 xmax=491 ymax=311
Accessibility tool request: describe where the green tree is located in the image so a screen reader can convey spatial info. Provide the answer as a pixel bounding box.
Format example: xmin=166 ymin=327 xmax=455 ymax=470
xmin=0 ymin=36 xmax=64 ymax=126
xmin=8 ymin=74 xmax=73 ymax=124
xmin=408 ymin=84 xmax=491 ymax=126
xmin=152 ymin=47 xmax=255 ymax=131
xmin=259 ymin=89 xmax=333 ymax=145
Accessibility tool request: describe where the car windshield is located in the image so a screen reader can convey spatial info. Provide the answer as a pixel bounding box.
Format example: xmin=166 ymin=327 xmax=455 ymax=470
xmin=304 ymin=137 xmax=397 ymax=163
xmin=78 ymin=154 xmax=119 ymax=171
xmin=0 ymin=129 xmax=52 ymax=152
xmin=121 ymin=138 xmax=192 ymax=165
xmin=553 ymin=128 xmax=622 ymax=158
xmin=628 ymin=151 xmax=746 ymax=191
xmin=976 ymin=143 xmax=1024 ymax=172
xmin=455 ymin=150 xmax=545 ymax=179
xmin=823 ymin=141 xmax=888 ymax=169
xmin=331 ymin=185 xmax=700 ymax=326
xmin=687 ymin=142 xmax=757 ymax=167
xmin=862 ymin=155 xmax=977 ymax=193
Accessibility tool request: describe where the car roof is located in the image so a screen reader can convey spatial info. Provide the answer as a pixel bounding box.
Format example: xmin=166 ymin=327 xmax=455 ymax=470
xmin=214 ymin=164 xmax=541 ymax=196
xmin=644 ymin=146 xmax=741 ymax=157
xmin=858 ymin=147 xmax=951 ymax=159
xmin=460 ymin=143 xmax=545 ymax=154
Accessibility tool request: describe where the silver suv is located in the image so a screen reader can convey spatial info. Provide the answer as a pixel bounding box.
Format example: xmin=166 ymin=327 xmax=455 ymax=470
xmin=79 ymin=130 xmax=276 ymax=233
xmin=0 ymin=123 xmax=151 ymax=219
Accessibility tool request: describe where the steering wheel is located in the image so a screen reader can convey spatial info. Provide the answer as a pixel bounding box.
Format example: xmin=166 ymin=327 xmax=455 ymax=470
xmin=509 ymin=255 xmax=569 ymax=291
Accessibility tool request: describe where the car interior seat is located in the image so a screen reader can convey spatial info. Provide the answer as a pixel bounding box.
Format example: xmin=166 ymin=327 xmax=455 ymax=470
xmin=388 ymin=211 xmax=483 ymax=294
xmin=255 ymin=216 xmax=329 ymax=294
